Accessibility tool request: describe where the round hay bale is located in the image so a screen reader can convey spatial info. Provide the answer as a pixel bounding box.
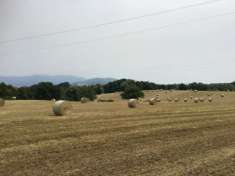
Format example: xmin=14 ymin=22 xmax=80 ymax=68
xmin=97 ymin=98 xmax=107 ymax=102
xmin=199 ymin=98 xmax=204 ymax=102
xmin=194 ymin=98 xmax=199 ymax=103
xmin=184 ymin=98 xmax=188 ymax=102
xmin=0 ymin=98 xmax=5 ymax=107
xmin=52 ymin=100 xmax=71 ymax=116
xmin=81 ymin=97 xmax=89 ymax=103
xmin=167 ymin=97 xmax=172 ymax=102
xmin=149 ymin=98 xmax=156 ymax=105
xmin=128 ymin=99 xmax=137 ymax=108
xmin=220 ymin=94 xmax=225 ymax=98
xmin=208 ymin=97 xmax=213 ymax=102
xmin=156 ymin=98 xmax=161 ymax=102
xmin=96 ymin=97 xmax=114 ymax=103
xmin=104 ymin=99 xmax=114 ymax=102
xmin=174 ymin=98 xmax=179 ymax=102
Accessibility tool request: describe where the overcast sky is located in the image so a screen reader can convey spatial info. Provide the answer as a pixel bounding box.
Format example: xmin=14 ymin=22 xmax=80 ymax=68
xmin=0 ymin=0 xmax=235 ymax=83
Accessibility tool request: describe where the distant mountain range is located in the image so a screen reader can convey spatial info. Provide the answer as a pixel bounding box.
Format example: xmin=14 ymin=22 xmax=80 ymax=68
xmin=74 ymin=78 xmax=116 ymax=86
xmin=0 ymin=75 xmax=116 ymax=87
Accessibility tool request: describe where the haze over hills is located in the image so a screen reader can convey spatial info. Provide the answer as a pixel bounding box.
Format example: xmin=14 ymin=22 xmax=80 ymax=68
xmin=0 ymin=75 xmax=116 ymax=87
xmin=74 ymin=78 xmax=116 ymax=86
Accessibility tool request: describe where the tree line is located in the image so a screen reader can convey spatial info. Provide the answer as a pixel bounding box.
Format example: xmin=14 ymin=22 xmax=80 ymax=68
xmin=103 ymin=79 xmax=235 ymax=92
xmin=0 ymin=79 xmax=235 ymax=100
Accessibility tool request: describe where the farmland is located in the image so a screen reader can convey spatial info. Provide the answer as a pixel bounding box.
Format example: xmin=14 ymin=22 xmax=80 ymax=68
xmin=0 ymin=90 xmax=235 ymax=176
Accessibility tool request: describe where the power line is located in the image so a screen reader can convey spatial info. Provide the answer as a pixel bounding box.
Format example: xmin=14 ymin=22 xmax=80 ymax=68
xmin=3 ymin=9 xmax=235 ymax=56
xmin=39 ymin=10 xmax=235 ymax=51
xmin=0 ymin=0 xmax=225 ymax=44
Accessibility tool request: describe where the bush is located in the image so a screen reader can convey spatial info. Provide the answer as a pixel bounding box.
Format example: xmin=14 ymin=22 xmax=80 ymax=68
xmin=0 ymin=82 xmax=17 ymax=99
xmin=65 ymin=86 xmax=96 ymax=101
xmin=77 ymin=86 xmax=97 ymax=101
xmin=31 ymin=82 xmax=58 ymax=100
xmin=121 ymin=84 xmax=144 ymax=99
xmin=16 ymin=87 xmax=33 ymax=100
xmin=65 ymin=87 xmax=79 ymax=101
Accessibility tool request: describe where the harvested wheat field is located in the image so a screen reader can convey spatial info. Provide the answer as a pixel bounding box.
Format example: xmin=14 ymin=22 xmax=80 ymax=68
xmin=1 ymin=90 xmax=235 ymax=176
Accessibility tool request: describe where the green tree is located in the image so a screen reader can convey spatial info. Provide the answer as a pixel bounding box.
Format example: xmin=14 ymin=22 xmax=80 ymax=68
xmin=178 ymin=83 xmax=188 ymax=90
xmin=65 ymin=86 xmax=97 ymax=101
xmin=121 ymin=84 xmax=144 ymax=99
xmin=0 ymin=82 xmax=17 ymax=99
xmin=31 ymin=82 xmax=57 ymax=100
xmin=55 ymin=82 xmax=71 ymax=99
xmin=65 ymin=87 xmax=79 ymax=101
xmin=77 ymin=86 xmax=97 ymax=101
xmin=16 ymin=87 xmax=33 ymax=99
xmin=92 ymin=84 xmax=104 ymax=95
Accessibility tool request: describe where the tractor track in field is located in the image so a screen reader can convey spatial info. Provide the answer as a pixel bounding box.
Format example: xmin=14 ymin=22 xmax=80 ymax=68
xmin=1 ymin=91 xmax=235 ymax=176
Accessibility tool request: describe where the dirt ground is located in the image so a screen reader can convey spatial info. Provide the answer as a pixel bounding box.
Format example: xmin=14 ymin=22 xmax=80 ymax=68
xmin=0 ymin=90 xmax=235 ymax=176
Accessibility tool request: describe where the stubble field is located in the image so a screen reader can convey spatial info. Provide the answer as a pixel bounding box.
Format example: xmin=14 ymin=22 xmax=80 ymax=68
xmin=0 ymin=90 xmax=235 ymax=176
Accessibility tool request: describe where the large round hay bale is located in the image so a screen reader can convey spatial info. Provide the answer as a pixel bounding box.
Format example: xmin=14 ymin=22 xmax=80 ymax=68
xmin=194 ymin=98 xmax=199 ymax=103
xmin=184 ymin=98 xmax=188 ymax=102
xmin=167 ymin=97 xmax=172 ymax=102
xmin=199 ymin=98 xmax=204 ymax=102
xmin=149 ymin=98 xmax=156 ymax=105
xmin=221 ymin=94 xmax=225 ymax=98
xmin=52 ymin=100 xmax=71 ymax=116
xmin=97 ymin=98 xmax=114 ymax=103
xmin=81 ymin=97 xmax=89 ymax=103
xmin=174 ymin=98 xmax=179 ymax=102
xmin=0 ymin=98 xmax=5 ymax=107
xmin=102 ymin=99 xmax=114 ymax=102
xmin=97 ymin=98 xmax=105 ymax=102
xmin=208 ymin=97 xmax=213 ymax=102
xmin=156 ymin=98 xmax=161 ymax=102
xmin=128 ymin=99 xmax=137 ymax=108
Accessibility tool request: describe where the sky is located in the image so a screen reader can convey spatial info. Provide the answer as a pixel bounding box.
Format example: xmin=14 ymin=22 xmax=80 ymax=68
xmin=0 ymin=0 xmax=235 ymax=83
